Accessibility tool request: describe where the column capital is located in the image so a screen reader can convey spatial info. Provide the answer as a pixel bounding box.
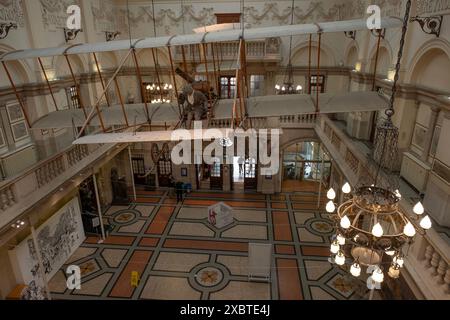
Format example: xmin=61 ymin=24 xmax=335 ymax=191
xmin=443 ymin=109 xmax=450 ymax=120
xmin=430 ymin=106 xmax=441 ymax=115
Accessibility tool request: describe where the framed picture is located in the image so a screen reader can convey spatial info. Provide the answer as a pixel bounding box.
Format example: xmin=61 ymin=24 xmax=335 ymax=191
xmin=181 ymin=167 xmax=188 ymax=177
xmin=11 ymin=121 xmax=29 ymax=141
xmin=0 ymin=128 xmax=5 ymax=147
xmin=6 ymin=103 xmax=24 ymax=123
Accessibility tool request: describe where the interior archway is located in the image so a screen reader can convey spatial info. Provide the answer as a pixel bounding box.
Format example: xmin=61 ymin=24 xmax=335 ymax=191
xmin=346 ymin=46 xmax=358 ymax=69
xmin=282 ymin=141 xmax=331 ymax=193
xmin=410 ymin=48 xmax=450 ymax=93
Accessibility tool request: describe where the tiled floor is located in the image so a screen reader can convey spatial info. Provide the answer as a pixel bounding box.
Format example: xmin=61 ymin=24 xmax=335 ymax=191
xmin=49 ymin=185 xmax=379 ymax=300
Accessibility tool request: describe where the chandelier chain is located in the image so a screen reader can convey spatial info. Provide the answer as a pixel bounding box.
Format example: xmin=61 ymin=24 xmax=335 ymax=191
xmin=387 ymin=0 xmax=412 ymax=120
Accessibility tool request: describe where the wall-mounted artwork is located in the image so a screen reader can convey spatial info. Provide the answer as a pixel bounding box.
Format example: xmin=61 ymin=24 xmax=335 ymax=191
xmin=181 ymin=167 xmax=188 ymax=177
xmin=412 ymin=124 xmax=427 ymax=150
xmin=6 ymin=102 xmax=24 ymax=123
xmin=9 ymin=197 xmax=85 ymax=298
xmin=11 ymin=121 xmax=29 ymax=141
xmin=0 ymin=127 xmax=5 ymax=147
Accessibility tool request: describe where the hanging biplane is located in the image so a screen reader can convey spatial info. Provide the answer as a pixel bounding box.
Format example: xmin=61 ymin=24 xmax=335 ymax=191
xmin=0 ymin=17 xmax=403 ymax=145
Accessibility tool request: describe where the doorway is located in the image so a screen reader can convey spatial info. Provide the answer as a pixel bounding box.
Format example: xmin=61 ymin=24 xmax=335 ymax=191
xmin=232 ymin=156 xmax=244 ymax=191
xmin=78 ymin=176 xmax=103 ymax=236
xmin=282 ymin=141 xmax=331 ymax=192
xmin=210 ymin=158 xmax=223 ymax=190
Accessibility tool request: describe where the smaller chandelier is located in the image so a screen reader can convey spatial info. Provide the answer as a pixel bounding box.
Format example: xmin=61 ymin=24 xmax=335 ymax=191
xmin=145 ymin=82 xmax=173 ymax=104
xmin=275 ymin=62 xmax=303 ymax=95
xmin=275 ymin=83 xmax=303 ymax=95
xmin=218 ymin=137 xmax=234 ymax=148
xmin=326 ymin=183 xmax=431 ymax=285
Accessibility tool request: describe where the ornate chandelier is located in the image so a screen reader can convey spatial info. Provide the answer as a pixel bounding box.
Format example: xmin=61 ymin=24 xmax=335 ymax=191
xmin=274 ymin=62 xmax=303 ymax=95
xmin=274 ymin=0 xmax=303 ymax=95
xmin=326 ymin=183 xmax=431 ymax=284
xmin=326 ymin=0 xmax=431 ymax=293
xmin=145 ymin=82 xmax=173 ymax=104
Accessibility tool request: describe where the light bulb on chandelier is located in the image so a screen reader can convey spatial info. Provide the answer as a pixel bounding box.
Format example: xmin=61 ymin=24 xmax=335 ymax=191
xmin=342 ymin=182 xmax=351 ymax=194
xmin=326 ymin=201 xmax=336 ymax=213
xmin=335 ymin=251 xmax=346 ymax=266
xmin=371 ymin=222 xmax=384 ymax=237
xmin=403 ymin=221 xmax=416 ymax=237
xmin=350 ymin=262 xmax=361 ymax=277
xmin=393 ymin=255 xmax=404 ymax=268
xmin=372 ymin=266 xmax=384 ymax=283
xmin=420 ymin=215 xmax=432 ymax=230
xmin=413 ymin=202 xmax=424 ymax=215
xmin=336 ymin=234 xmax=346 ymax=245
xmin=340 ymin=215 xmax=351 ymax=229
xmin=327 ymin=188 xmax=336 ymax=200
xmin=330 ymin=240 xmax=340 ymax=254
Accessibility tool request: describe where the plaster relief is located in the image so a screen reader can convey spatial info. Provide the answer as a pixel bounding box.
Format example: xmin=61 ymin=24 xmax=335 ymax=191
xmin=0 ymin=0 xmax=24 ymax=27
xmin=40 ymin=0 xmax=80 ymax=30
xmin=91 ymin=0 xmax=117 ymax=32
xmin=417 ymin=0 xmax=450 ymax=15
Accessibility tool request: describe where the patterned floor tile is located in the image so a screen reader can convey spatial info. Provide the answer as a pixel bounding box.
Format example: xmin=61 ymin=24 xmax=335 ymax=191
xmin=66 ymin=247 xmax=97 ymax=265
xmin=48 ymin=184 xmax=395 ymax=301
xmin=140 ymin=276 xmax=201 ymax=300
xmin=303 ymin=260 xmax=333 ymax=280
xmin=177 ymin=207 xmax=208 ymax=220
xmin=216 ymin=255 xmax=249 ymax=276
xmin=297 ymin=227 xmax=324 ymax=243
xmin=153 ymin=252 xmax=210 ymax=272
xmin=310 ymin=286 xmax=337 ymax=300
xmin=169 ymin=222 xmax=215 ymax=237
xmin=72 ymin=273 xmax=113 ymax=296
xmin=118 ymin=220 xmax=146 ymax=233
xmin=210 ymin=281 xmax=270 ymax=300
xmin=101 ymin=249 xmax=128 ymax=268
xmin=233 ymin=209 xmax=267 ymax=223
xmin=294 ymin=212 xmax=316 ymax=224
xmin=135 ymin=205 xmax=156 ymax=217
xmin=49 ymin=270 xmax=68 ymax=294
xmin=222 ymin=225 xmax=268 ymax=240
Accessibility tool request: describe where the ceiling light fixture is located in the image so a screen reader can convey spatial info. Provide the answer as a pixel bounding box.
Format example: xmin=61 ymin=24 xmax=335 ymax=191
xmin=11 ymin=220 xmax=25 ymax=229
xmin=274 ymin=0 xmax=303 ymax=95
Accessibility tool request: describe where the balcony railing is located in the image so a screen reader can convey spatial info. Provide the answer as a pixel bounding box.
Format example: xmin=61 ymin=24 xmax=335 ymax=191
xmin=174 ymin=38 xmax=281 ymax=62
xmin=316 ymin=114 xmax=450 ymax=299
xmin=0 ymin=140 xmax=128 ymax=231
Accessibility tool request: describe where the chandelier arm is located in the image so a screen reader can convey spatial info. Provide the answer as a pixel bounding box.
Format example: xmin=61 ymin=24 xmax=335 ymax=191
xmin=387 ymin=215 xmax=399 ymax=234
xmin=351 ymin=209 xmax=364 ymax=227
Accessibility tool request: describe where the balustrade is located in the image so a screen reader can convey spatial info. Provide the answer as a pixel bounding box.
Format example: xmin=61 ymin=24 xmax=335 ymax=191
xmin=317 ymin=114 xmax=450 ymax=299
xmin=419 ymin=244 xmax=450 ymax=297
xmin=175 ymin=39 xmax=273 ymax=61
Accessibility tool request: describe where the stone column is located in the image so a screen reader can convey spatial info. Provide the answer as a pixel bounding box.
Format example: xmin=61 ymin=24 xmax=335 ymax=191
xmin=421 ymin=107 xmax=440 ymax=163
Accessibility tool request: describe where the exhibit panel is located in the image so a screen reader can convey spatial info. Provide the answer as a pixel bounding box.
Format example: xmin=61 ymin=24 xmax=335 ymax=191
xmin=8 ymin=198 xmax=85 ymax=293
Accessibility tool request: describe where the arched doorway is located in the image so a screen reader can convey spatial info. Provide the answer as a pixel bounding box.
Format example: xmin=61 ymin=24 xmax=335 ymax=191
xmin=282 ymin=141 xmax=331 ymax=192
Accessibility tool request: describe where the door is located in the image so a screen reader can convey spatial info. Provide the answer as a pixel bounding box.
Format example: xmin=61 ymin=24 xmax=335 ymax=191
xmin=132 ymin=156 xmax=146 ymax=185
xmin=157 ymin=143 xmax=172 ymax=187
xmin=210 ymin=160 xmax=223 ymax=190
xmin=244 ymin=158 xmax=257 ymax=190
xmin=157 ymin=160 xmax=172 ymax=187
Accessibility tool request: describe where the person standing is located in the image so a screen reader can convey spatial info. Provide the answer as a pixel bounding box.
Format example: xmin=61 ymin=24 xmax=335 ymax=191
xmin=238 ymin=156 xmax=244 ymax=176
xmin=175 ymin=181 xmax=184 ymax=203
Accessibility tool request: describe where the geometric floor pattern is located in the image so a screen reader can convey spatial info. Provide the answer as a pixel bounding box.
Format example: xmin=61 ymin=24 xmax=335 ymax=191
xmin=49 ymin=185 xmax=379 ymax=300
